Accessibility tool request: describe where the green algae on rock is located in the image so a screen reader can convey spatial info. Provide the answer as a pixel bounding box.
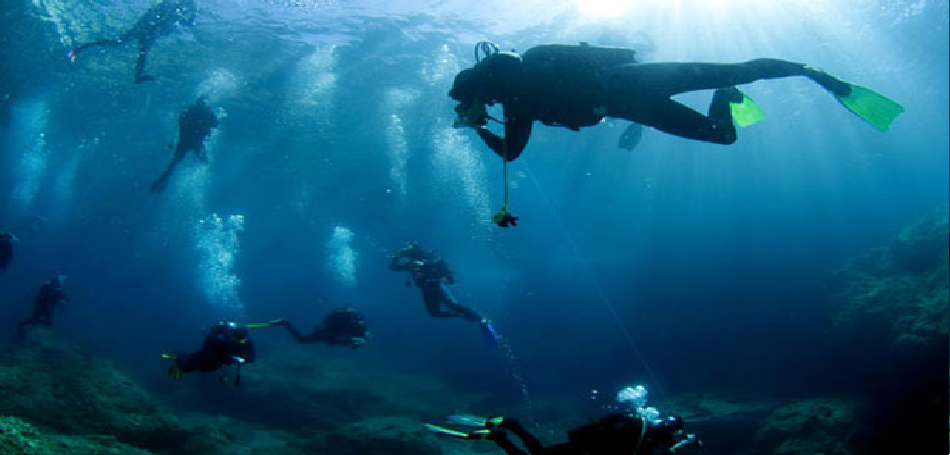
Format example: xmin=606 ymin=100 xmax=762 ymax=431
xmin=0 ymin=415 xmax=154 ymax=455
xmin=832 ymin=205 xmax=949 ymax=348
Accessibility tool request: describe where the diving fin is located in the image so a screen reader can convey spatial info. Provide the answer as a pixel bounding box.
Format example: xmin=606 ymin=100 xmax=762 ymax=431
xmin=424 ymin=423 xmax=489 ymax=439
xmin=834 ymin=82 xmax=904 ymax=131
xmin=247 ymin=319 xmax=284 ymax=329
xmin=448 ymin=414 xmax=504 ymax=428
xmin=729 ymin=90 xmax=766 ymax=127
xmin=479 ymin=319 xmax=501 ymax=349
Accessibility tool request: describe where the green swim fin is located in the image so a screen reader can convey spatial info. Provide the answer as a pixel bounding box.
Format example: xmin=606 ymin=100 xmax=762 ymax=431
xmin=834 ymin=83 xmax=904 ymax=131
xmin=729 ymin=90 xmax=766 ymax=127
xmin=424 ymin=423 xmax=489 ymax=439
xmin=447 ymin=414 xmax=504 ymax=428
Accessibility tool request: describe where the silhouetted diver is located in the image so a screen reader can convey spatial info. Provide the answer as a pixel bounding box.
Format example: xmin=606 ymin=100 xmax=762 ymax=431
xmin=67 ymin=0 xmax=197 ymax=84
xmin=150 ymin=97 xmax=218 ymax=193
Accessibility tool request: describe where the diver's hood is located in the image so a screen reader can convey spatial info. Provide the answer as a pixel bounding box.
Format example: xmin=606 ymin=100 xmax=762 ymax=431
xmin=449 ymin=67 xmax=480 ymax=102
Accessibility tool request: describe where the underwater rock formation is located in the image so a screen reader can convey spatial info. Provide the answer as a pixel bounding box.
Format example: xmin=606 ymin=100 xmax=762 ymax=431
xmin=0 ymin=328 xmax=190 ymax=452
xmin=832 ymin=205 xmax=949 ymax=349
xmin=826 ymin=205 xmax=948 ymax=455
xmin=173 ymin=345 xmax=470 ymax=428
xmin=0 ymin=416 xmax=152 ymax=455
xmin=751 ymin=398 xmax=858 ymax=455
xmin=0 ymin=330 xmax=474 ymax=454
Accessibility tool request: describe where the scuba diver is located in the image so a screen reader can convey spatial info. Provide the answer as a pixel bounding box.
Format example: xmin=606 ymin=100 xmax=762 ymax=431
xmin=164 ymin=320 xmax=255 ymax=386
xmin=389 ymin=242 xmax=500 ymax=346
xmin=150 ymin=97 xmax=219 ymax=193
xmin=426 ymin=412 xmax=702 ymax=455
xmin=15 ymin=275 xmax=69 ymax=338
xmin=450 ymin=42 xmax=904 ymax=162
xmin=0 ymin=230 xmax=18 ymax=272
xmin=274 ymin=308 xmax=369 ymax=348
xmin=617 ymin=122 xmax=643 ymax=151
xmin=67 ymin=0 xmax=197 ymax=84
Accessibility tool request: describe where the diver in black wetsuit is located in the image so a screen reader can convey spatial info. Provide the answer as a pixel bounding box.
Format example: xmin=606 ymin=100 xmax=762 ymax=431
xmin=67 ymin=0 xmax=197 ymax=84
xmin=165 ymin=321 xmax=255 ymax=385
xmin=390 ymin=242 xmax=482 ymax=322
xmin=450 ymin=43 xmax=903 ymax=162
xmin=16 ymin=276 xmax=69 ymax=338
xmin=390 ymin=242 xmax=501 ymax=345
xmin=275 ymin=308 xmax=369 ymax=348
xmin=150 ymin=97 xmax=218 ymax=193
xmin=0 ymin=230 xmax=18 ymax=272
xmin=428 ymin=413 xmax=702 ymax=455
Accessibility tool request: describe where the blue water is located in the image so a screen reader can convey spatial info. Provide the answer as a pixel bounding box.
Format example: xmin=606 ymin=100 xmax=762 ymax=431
xmin=1 ymin=0 xmax=947 ymax=442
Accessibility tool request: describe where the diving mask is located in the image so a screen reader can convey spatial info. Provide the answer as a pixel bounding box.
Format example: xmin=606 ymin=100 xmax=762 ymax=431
xmin=453 ymin=100 xmax=488 ymax=129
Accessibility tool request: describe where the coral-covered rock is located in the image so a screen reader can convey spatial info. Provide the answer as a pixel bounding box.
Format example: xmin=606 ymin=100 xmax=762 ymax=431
xmin=752 ymin=398 xmax=858 ymax=455
xmin=0 ymin=328 xmax=190 ymax=452
xmin=295 ymin=416 xmax=445 ymax=455
xmin=0 ymin=415 xmax=153 ymax=454
xmin=832 ymin=205 xmax=949 ymax=348
xmin=169 ymin=344 xmax=471 ymax=431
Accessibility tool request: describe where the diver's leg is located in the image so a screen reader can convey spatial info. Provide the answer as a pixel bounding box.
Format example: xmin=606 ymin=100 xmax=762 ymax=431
xmin=438 ymin=283 xmax=482 ymax=322
xmin=610 ymin=95 xmax=738 ymax=145
xmin=422 ymin=284 xmax=463 ymax=318
xmin=500 ymin=419 xmax=545 ymax=454
xmin=609 ymin=59 xmax=813 ymax=97
xmin=281 ymin=321 xmax=307 ymax=343
xmin=134 ymin=39 xmax=156 ymax=83
xmin=150 ymin=155 xmax=183 ymax=193
xmin=486 ymin=431 xmax=530 ymax=455
xmin=68 ymin=38 xmax=124 ymax=62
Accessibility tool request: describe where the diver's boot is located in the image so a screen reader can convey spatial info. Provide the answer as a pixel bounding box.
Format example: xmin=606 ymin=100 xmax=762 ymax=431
xmin=803 ymin=67 xmax=851 ymax=96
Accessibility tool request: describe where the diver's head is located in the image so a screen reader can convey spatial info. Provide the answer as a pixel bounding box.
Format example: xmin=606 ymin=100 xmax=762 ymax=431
xmin=51 ymin=274 xmax=66 ymax=287
xmin=449 ymin=67 xmax=480 ymax=103
xmin=219 ymin=321 xmax=249 ymax=343
xmin=449 ymin=68 xmax=486 ymax=128
xmin=230 ymin=324 xmax=249 ymax=343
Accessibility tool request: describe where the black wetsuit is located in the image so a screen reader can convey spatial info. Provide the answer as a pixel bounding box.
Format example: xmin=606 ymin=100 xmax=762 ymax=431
xmin=150 ymin=98 xmax=219 ymax=193
xmin=488 ymin=414 xmax=689 ymax=455
xmin=281 ymin=308 xmax=368 ymax=347
xmin=450 ymin=44 xmax=850 ymax=161
xmin=176 ymin=324 xmax=256 ymax=374
xmin=0 ymin=232 xmax=14 ymax=272
xmin=69 ymin=0 xmax=197 ymax=83
xmin=390 ymin=247 xmax=481 ymax=322
xmin=17 ymin=280 xmax=68 ymax=334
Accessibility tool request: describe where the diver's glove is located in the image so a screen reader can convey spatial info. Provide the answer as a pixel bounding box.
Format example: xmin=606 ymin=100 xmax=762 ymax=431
xmin=231 ymin=356 xmax=246 ymax=364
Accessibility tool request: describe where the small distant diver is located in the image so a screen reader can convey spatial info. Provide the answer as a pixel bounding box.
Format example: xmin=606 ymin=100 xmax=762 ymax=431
xmin=67 ymin=0 xmax=197 ymax=84
xmin=269 ymin=308 xmax=370 ymax=348
xmin=617 ymin=122 xmax=643 ymax=151
xmin=451 ymin=42 xmax=905 ymax=163
xmin=150 ymin=97 xmax=219 ymax=193
xmin=0 ymin=230 xmax=19 ymax=272
xmin=164 ymin=320 xmax=256 ymax=386
xmin=426 ymin=412 xmax=702 ymax=455
xmin=16 ymin=275 xmax=69 ymax=339
xmin=390 ymin=242 xmax=500 ymax=347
